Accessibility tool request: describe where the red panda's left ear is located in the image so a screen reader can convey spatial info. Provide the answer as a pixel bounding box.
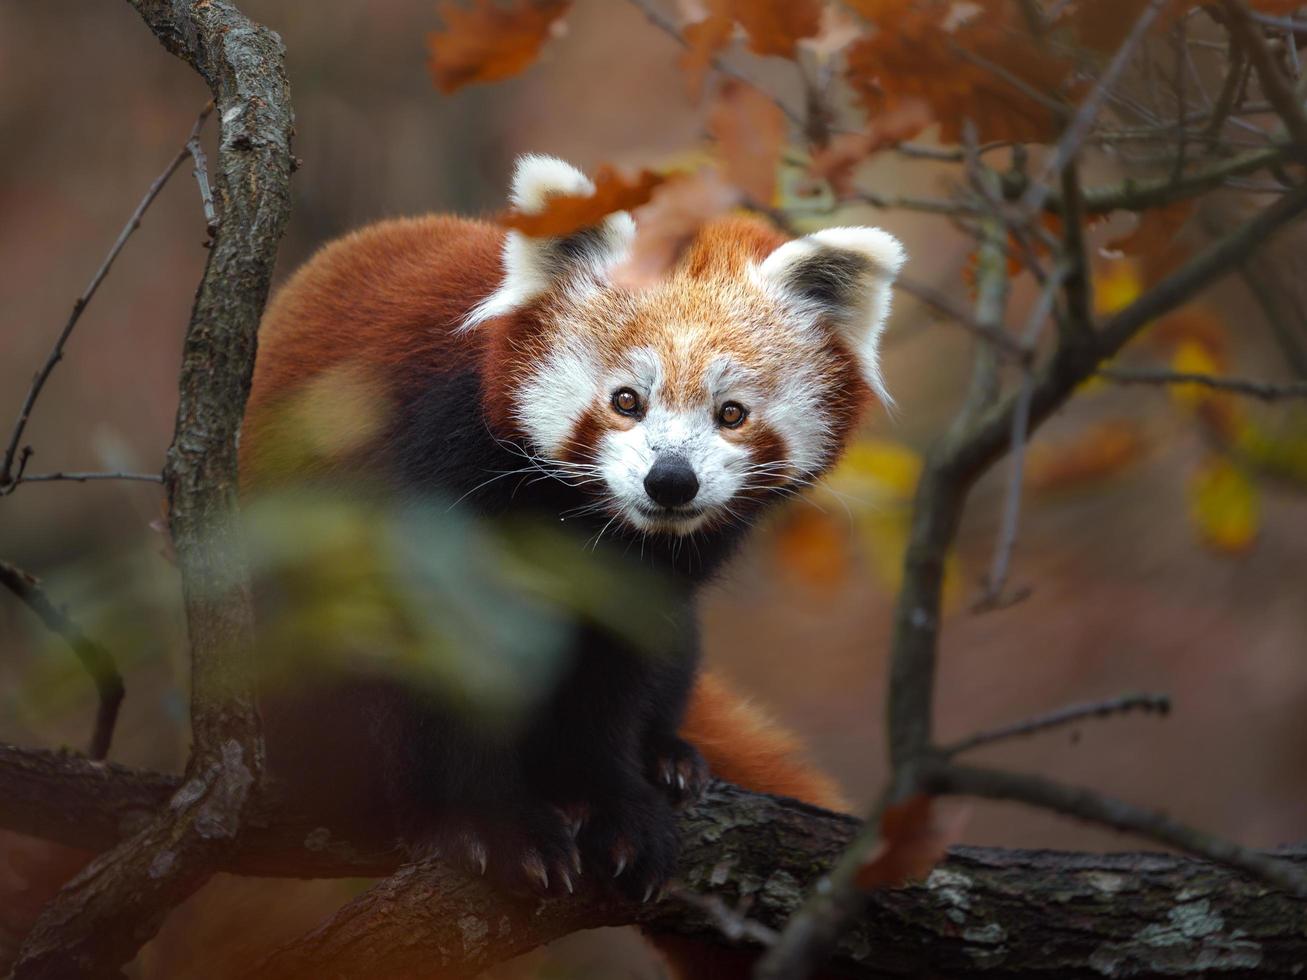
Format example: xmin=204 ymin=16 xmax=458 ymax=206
xmin=757 ymin=227 xmax=905 ymax=405
xmin=462 ymin=155 xmax=635 ymax=329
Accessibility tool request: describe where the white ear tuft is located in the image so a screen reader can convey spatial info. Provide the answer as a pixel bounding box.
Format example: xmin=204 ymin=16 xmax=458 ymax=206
xmin=462 ymin=155 xmax=635 ymax=330
xmin=510 ymin=154 xmax=595 ymax=213
xmin=757 ymin=226 xmax=905 ymax=404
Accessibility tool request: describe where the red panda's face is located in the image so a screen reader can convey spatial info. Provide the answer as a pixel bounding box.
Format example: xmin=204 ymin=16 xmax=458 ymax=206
xmin=468 ymin=157 xmax=905 ymax=538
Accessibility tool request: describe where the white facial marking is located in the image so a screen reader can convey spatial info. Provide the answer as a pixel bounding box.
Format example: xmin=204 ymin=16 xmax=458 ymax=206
xmin=514 ymin=338 xmax=600 ymax=455
xmin=592 ymin=345 xmax=760 ymax=535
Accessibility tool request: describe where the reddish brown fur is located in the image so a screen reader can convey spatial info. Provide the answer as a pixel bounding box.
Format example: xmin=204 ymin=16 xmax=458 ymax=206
xmin=243 ymin=211 xmax=852 ymax=979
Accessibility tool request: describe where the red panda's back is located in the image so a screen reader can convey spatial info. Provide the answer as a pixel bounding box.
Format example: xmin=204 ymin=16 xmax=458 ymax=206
xmin=241 ymin=215 xmax=504 ymax=488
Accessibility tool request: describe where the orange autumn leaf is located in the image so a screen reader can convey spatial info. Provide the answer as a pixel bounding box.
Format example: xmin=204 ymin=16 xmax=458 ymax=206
xmin=1107 ymin=200 xmax=1194 ymax=285
xmin=1026 ymin=421 xmax=1147 ymax=492
xmin=808 ymin=102 xmax=931 ymax=197
xmin=856 ymin=795 xmax=966 ymax=890
xmin=1061 ymin=0 xmax=1186 ymax=55
xmin=612 ymin=166 xmax=742 ymax=287
xmin=773 ymin=508 xmax=852 ymax=591
xmin=707 ymin=80 xmax=787 ymax=204
xmin=679 ymin=0 xmax=823 ymax=98
xmin=845 ymin=0 xmax=1072 ymax=143
xmin=500 ymin=166 xmax=667 ymax=238
xmin=680 ymin=5 xmax=735 ymax=100
xmin=733 ymin=0 xmax=824 ymax=57
xmin=427 ymin=0 xmax=570 ymax=94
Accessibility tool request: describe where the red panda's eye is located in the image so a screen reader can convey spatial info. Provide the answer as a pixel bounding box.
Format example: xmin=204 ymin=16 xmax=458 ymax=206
xmin=612 ymin=387 xmax=642 ymax=417
xmin=718 ymin=402 xmax=747 ymax=428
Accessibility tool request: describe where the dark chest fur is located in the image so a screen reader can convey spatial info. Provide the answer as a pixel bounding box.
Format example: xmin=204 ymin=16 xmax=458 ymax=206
xmin=263 ymin=366 xmax=746 ymax=894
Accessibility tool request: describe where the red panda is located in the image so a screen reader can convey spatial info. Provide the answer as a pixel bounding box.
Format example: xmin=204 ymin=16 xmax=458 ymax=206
xmin=241 ymin=155 xmax=901 ymax=973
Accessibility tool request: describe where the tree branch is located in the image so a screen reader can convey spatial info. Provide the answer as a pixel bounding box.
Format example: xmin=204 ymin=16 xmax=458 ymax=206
xmin=0 ymin=106 xmax=212 ymax=494
xmin=10 ymin=2 xmax=293 ymax=976
xmin=0 ymin=563 xmax=124 ymax=761
xmin=940 ymin=692 xmax=1172 ymax=757
xmin=4 ymin=744 xmax=1307 ymax=979
xmin=1220 ymin=0 xmax=1307 ymax=148
xmin=1099 ymin=367 xmax=1307 ymax=399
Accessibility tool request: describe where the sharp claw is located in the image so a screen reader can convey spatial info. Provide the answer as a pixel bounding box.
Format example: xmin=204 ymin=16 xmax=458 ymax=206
xmin=677 ymin=773 xmax=687 ymax=791
xmin=467 ymin=839 xmax=488 ymax=876
xmin=571 ymin=849 xmax=583 ymax=877
xmin=642 ymin=883 xmax=655 ymax=903
xmin=560 ymin=869 xmax=575 ymax=895
xmin=613 ymin=856 xmax=627 ymax=878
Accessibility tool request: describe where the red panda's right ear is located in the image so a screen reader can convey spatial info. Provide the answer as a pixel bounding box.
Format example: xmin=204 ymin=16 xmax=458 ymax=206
xmin=461 ymin=155 xmax=635 ymax=329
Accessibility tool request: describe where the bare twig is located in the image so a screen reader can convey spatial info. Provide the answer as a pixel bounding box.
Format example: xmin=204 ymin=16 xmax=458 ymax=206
xmin=0 ymin=104 xmax=213 ymax=492
xmin=928 ymin=764 xmax=1307 ymax=897
xmin=14 ymin=471 xmax=163 ymax=486
xmin=893 ymin=276 xmax=1031 ymax=362
xmin=940 ymin=692 xmax=1172 ymax=757
xmin=1204 ymin=34 xmax=1249 ymax=141
xmin=1056 ymin=160 xmax=1095 ymax=346
xmin=0 ymin=561 xmax=124 ymax=761
xmin=622 ymin=0 xmax=804 ymax=127
xmin=1221 ymin=0 xmax=1307 ymax=147
xmin=187 ymin=133 xmax=218 ymax=238
xmin=1020 ymin=0 xmax=1171 ymax=214
xmin=975 ymin=266 xmax=1069 ymax=611
xmin=1099 ymin=367 xmax=1307 ymax=399
xmin=665 ymin=883 xmax=779 ymax=947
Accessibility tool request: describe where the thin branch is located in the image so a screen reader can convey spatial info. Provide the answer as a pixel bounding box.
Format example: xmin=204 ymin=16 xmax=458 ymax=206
xmin=1204 ymin=34 xmax=1248 ymax=141
xmin=664 ymin=884 xmax=779 ymax=947
xmin=929 ymin=764 xmax=1307 ymax=897
xmin=622 ymin=0 xmax=804 ymax=127
xmin=187 ymin=133 xmax=218 ymax=238
xmin=1099 ymin=367 xmax=1307 ymax=399
xmin=951 ymin=44 xmax=1070 ymax=118
xmin=975 ymin=266 xmax=1068 ymax=611
xmin=893 ymin=276 xmax=1031 ymax=362
xmin=852 ymin=189 xmax=985 ymax=216
xmin=940 ymin=692 xmax=1172 ymax=757
xmin=0 ymin=561 xmax=124 ymax=761
xmin=1221 ymin=0 xmax=1307 ymax=148
xmin=1005 ymin=144 xmax=1299 ymax=214
xmin=13 ymin=471 xmax=163 ymax=486
xmin=0 ymin=104 xmax=212 ymax=491
xmin=11 ymin=0 xmax=293 ymax=975
xmin=1056 ymin=160 xmax=1095 ymax=346
xmin=1021 ymin=0 xmax=1171 ymax=214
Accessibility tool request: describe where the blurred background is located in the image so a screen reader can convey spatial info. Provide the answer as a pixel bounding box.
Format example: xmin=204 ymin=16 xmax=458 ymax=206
xmin=3 ymin=1 xmax=1307 ymax=976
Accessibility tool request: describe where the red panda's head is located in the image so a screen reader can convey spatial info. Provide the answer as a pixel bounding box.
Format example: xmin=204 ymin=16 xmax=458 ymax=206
xmin=467 ymin=156 xmax=905 ymax=538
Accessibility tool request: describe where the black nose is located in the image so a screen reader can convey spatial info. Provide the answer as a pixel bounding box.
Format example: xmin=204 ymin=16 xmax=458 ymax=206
xmin=644 ymin=455 xmax=699 ymax=508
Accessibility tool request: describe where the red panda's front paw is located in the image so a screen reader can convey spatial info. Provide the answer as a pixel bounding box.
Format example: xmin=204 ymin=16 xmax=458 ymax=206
xmin=647 ymin=735 xmax=709 ymax=807
xmin=580 ymin=786 xmax=680 ymax=902
xmin=412 ymin=802 xmax=582 ymax=897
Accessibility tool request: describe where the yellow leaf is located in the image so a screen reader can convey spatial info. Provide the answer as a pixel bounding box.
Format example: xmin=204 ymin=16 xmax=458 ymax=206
xmin=1094 ymin=260 xmax=1141 ymax=316
xmin=1188 ymin=457 xmax=1259 ymax=554
xmin=821 ymin=438 xmax=923 ymax=504
xmin=1167 ymin=340 xmax=1222 ymax=412
xmin=1236 ymin=414 xmax=1307 ymax=487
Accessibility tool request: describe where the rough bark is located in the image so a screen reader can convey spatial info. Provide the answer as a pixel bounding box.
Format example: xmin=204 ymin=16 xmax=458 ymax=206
xmin=2 ymin=743 xmax=1305 ymax=979
xmin=8 ymin=2 xmax=292 ymax=976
